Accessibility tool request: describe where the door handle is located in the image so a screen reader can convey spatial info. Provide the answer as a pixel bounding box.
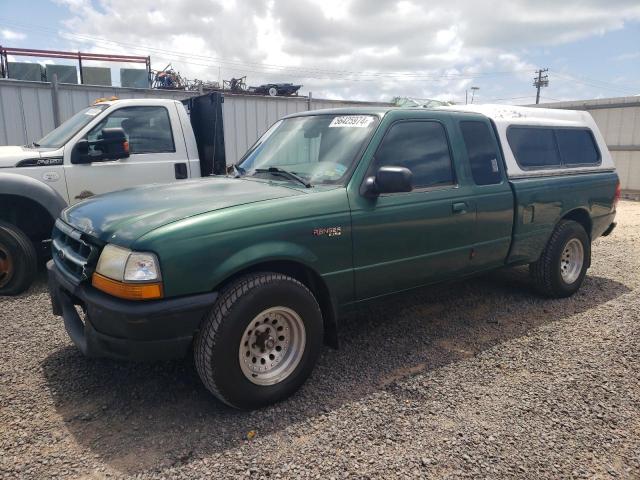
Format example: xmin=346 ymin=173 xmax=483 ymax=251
xmin=452 ymin=202 xmax=468 ymax=214
xmin=174 ymin=163 xmax=188 ymax=179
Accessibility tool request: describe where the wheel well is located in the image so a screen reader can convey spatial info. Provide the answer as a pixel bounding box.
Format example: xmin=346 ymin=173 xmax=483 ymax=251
xmin=0 ymin=194 xmax=54 ymax=242
xmin=562 ymin=208 xmax=592 ymax=238
xmin=218 ymin=260 xmax=339 ymax=348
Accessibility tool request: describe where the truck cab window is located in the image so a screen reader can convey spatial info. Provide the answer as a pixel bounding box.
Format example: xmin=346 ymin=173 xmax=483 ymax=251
xmin=372 ymin=121 xmax=454 ymax=189
xmin=87 ymin=106 xmax=175 ymax=154
xmin=460 ymin=121 xmax=502 ymax=185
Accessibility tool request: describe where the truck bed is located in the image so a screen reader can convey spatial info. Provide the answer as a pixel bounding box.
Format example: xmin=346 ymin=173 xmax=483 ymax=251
xmin=507 ymin=171 xmax=618 ymax=265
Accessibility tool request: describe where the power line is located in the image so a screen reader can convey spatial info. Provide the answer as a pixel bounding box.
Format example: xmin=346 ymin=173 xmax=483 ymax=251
xmin=485 ymin=95 xmax=535 ymax=102
xmin=552 ymin=71 xmax=638 ymax=96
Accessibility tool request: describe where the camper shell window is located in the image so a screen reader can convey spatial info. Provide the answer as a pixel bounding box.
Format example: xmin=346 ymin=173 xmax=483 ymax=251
xmin=507 ymin=126 xmax=601 ymax=170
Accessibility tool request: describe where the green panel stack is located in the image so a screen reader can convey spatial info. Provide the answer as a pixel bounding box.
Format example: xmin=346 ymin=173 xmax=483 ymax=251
xmin=81 ymin=66 xmax=112 ymax=86
xmin=45 ymin=64 xmax=78 ymax=84
xmin=7 ymin=62 xmax=44 ymax=81
xmin=120 ymin=68 xmax=148 ymax=88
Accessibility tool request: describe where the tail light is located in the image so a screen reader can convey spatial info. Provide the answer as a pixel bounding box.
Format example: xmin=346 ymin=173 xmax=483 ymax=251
xmin=613 ymin=180 xmax=621 ymax=210
xmin=123 ymin=141 xmax=130 ymax=154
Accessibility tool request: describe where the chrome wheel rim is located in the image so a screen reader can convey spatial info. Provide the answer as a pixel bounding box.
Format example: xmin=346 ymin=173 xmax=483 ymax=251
xmin=239 ymin=306 xmax=306 ymax=386
xmin=560 ymin=238 xmax=584 ymax=284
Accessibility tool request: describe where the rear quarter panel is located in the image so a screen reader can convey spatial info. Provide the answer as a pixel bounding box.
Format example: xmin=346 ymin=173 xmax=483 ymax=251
xmin=508 ymin=171 xmax=618 ymax=264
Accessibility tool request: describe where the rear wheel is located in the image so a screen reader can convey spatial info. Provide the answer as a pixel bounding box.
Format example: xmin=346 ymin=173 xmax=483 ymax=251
xmin=268 ymin=86 xmax=278 ymax=96
xmin=0 ymin=221 xmax=37 ymax=296
xmin=530 ymin=220 xmax=590 ymax=298
xmin=195 ymin=272 xmax=323 ymax=409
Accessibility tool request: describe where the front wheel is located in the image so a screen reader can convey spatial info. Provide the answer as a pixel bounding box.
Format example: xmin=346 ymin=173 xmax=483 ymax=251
xmin=0 ymin=221 xmax=37 ymax=296
xmin=530 ymin=220 xmax=591 ymax=298
xmin=195 ymin=272 xmax=323 ymax=409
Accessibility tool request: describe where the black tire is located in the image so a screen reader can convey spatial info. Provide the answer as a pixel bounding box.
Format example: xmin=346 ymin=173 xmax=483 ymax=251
xmin=195 ymin=272 xmax=323 ymax=410
xmin=530 ymin=220 xmax=591 ymax=298
xmin=0 ymin=221 xmax=38 ymax=296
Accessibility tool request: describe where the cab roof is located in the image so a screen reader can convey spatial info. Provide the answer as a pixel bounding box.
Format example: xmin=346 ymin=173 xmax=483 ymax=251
xmin=93 ymin=98 xmax=181 ymax=108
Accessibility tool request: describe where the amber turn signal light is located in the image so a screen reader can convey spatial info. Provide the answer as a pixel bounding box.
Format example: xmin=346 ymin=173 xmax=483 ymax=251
xmin=92 ymin=273 xmax=163 ymax=300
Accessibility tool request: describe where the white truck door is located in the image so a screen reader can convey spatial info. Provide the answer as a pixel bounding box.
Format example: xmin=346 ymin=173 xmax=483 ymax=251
xmin=63 ymin=104 xmax=190 ymax=204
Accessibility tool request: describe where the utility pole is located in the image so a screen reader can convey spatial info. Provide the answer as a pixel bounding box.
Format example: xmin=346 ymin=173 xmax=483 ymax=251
xmin=470 ymin=86 xmax=479 ymax=104
xmin=534 ymin=68 xmax=549 ymax=104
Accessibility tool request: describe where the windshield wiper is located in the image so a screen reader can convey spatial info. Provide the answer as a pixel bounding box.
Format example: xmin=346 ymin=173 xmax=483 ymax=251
xmin=232 ymin=164 xmax=246 ymax=177
xmin=32 ymin=142 xmax=40 ymax=147
xmin=254 ymin=167 xmax=311 ymax=188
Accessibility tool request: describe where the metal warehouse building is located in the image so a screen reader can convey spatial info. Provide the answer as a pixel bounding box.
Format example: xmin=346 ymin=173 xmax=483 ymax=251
xmin=539 ymin=96 xmax=640 ymax=193
xmin=0 ymin=78 xmax=638 ymax=193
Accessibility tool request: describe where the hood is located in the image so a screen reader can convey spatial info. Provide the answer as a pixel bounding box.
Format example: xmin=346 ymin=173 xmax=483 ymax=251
xmin=63 ymin=177 xmax=304 ymax=244
xmin=0 ymin=145 xmax=62 ymax=168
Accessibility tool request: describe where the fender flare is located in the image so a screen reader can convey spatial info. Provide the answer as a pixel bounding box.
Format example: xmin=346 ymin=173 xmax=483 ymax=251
xmin=210 ymin=241 xmax=320 ymax=288
xmin=0 ymin=172 xmax=67 ymax=220
xmin=208 ymin=242 xmax=340 ymax=348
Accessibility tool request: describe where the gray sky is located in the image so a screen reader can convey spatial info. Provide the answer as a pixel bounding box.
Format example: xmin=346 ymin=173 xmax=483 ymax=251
xmin=2 ymin=0 xmax=640 ymax=102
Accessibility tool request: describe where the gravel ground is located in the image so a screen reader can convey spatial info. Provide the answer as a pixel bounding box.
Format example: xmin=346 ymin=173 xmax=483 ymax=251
xmin=1 ymin=201 xmax=639 ymax=480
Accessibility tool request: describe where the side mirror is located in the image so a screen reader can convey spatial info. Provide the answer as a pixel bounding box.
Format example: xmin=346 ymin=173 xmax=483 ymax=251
xmin=71 ymin=127 xmax=130 ymax=164
xmin=364 ymin=166 xmax=413 ymax=196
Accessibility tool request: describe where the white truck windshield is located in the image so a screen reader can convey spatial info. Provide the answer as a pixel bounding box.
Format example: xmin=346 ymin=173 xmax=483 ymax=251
xmin=36 ymin=104 xmax=109 ymax=148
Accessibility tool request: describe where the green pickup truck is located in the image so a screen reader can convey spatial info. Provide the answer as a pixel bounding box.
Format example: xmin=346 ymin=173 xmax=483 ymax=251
xmin=48 ymin=105 xmax=619 ymax=409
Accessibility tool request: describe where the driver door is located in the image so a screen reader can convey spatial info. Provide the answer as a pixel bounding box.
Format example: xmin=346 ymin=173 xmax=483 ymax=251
xmin=349 ymin=117 xmax=477 ymax=300
xmin=64 ymin=105 xmax=187 ymax=204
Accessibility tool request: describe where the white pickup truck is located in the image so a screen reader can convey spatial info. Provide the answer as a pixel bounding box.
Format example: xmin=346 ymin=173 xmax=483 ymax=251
xmin=0 ymin=94 xmax=226 ymax=295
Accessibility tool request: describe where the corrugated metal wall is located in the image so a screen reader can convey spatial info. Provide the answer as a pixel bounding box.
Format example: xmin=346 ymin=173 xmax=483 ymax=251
xmin=0 ymin=79 xmax=389 ymax=164
xmin=538 ymin=96 xmax=640 ymax=192
xmin=0 ymin=79 xmax=195 ymax=146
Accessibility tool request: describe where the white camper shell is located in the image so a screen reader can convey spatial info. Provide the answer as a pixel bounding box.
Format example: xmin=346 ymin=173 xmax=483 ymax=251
xmin=440 ymin=104 xmax=615 ymax=179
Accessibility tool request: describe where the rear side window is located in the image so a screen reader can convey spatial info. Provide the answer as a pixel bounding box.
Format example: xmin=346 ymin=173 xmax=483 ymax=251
xmin=459 ymin=121 xmax=502 ymax=185
xmin=507 ymin=127 xmax=561 ymax=168
xmin=555 ymin=129 xmax=600 ymax=165
xmin=372 ymin=121 xmax=454 ymax=189
xmin=507 ymin=126 xmax=600 ymax=169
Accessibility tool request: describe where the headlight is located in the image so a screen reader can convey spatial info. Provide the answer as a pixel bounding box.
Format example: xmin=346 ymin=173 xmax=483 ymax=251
xmin=124 ymin=252 xmax=161 ymax=282
xmin=95 ymin=245 xmax=130 ymax=281
xmin=93 ymin=245 xmax=163 ymax=300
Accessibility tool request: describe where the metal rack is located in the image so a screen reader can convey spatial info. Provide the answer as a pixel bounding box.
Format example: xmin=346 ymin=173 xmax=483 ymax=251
xmin=0 ymin=46 xmax=151 ymax=86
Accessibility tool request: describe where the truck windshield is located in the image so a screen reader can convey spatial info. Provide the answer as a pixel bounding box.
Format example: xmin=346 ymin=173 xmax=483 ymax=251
xmin=35 ymin=104 xmax=109 ymax=148
xmin=237 ymin=114 xmax=379 ymax=185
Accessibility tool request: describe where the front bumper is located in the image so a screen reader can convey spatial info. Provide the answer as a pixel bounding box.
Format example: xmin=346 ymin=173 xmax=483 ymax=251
xmin=47 ymin=260 xmax=218 ymax=361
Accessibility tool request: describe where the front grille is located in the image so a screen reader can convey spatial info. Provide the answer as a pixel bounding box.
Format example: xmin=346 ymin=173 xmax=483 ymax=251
xmin=52 ymin=219 xmax=100 ymax=284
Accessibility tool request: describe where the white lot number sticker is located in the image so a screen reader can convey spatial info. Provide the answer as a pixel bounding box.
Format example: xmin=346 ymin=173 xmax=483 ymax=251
xmin=329 ymin=115 xmax=374 ymax=128
xmin=84 ymin=108 xmax=102 ymax=116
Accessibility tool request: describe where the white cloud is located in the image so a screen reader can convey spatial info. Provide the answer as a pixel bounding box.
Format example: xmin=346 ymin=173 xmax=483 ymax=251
xmin=1 ymin=29 xmax=27 ymax=41
xmin=53 ymin=0 xmax=640 ymax=102
xmin=613 ymin=51 xmax=640 ymax=61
